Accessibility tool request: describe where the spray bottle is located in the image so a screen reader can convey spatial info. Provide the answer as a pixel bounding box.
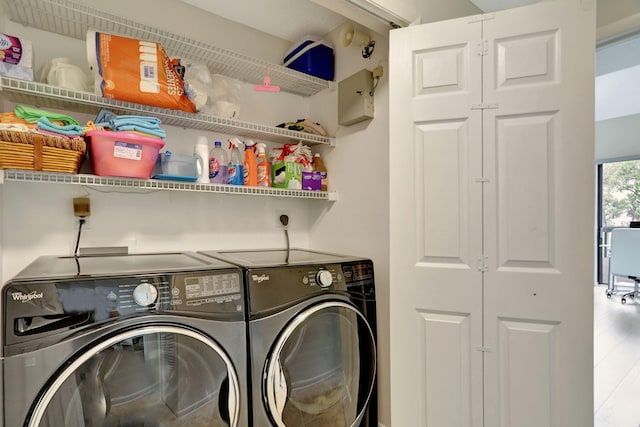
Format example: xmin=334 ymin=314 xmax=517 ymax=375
xmin=256 ymin=142 xmax=271 ymax=187
xmin=243 ymin=139 xmax=258 ymax=186
xmin=227 ymin=138 xmax=244 ymax=185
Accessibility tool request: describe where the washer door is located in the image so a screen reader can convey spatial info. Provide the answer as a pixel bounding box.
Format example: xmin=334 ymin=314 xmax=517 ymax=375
xmin=27 ymin=325 xmax=240 ymax=427
xmin=264 ymin=301 xmax=376 ymax=427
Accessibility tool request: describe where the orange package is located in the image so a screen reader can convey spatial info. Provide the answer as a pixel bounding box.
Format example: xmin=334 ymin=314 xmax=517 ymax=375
xmin=87 ymin=30 xmax=196 ymax=113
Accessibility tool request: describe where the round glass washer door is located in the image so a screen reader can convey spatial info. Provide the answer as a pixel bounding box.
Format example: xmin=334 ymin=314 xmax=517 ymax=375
xmin=28 ymin=325 xmax=240 ymax=427
xmin=264 ymin=301 xmax=376 ymax=427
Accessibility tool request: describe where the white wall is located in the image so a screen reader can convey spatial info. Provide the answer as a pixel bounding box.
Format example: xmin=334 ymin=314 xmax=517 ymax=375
xmin=596 ymin=114 xmax=640 ymax=163
xmin=308 ymin=21 xmax=391 ymax=426
xmin=595 ymin=34 xmax=640 ymax=163
xmin=1 ymin=1 xmax=393 ymax=426
xmin=0 ymin=7 xmax=314 ymax=282
xmin=0 ymin=0 xmax=316 ymax=283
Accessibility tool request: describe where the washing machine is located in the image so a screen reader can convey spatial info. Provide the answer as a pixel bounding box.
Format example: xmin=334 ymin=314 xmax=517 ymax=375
xmin=2 ymin=251 xmax=249 ymax=427
xmin=199 ymin=248 xmax=377 ymax=427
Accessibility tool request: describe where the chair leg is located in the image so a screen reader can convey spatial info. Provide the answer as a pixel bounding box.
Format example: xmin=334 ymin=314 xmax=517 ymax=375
xmin=621 ymin=279 xmax=640 ymax=304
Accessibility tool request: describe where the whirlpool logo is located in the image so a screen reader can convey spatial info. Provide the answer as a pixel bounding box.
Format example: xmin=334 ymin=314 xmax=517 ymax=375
xmin=252 ymin=274 xmax=270 ymax=284
xmin=11 ymin=290 xmax=44 ymax=303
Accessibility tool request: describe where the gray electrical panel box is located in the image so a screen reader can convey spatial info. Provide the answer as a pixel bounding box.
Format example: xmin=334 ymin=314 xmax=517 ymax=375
xmin=338 ymin=69 xmax=374 ymax=126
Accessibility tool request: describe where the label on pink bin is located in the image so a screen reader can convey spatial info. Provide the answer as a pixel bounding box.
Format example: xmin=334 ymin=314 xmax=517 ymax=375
xmin=114 ymin=141 xmax=143 ymax=160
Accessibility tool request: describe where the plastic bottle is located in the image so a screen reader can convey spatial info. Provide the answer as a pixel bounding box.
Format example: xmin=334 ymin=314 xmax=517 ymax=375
xmin=256 ymin=142 xmax=271 ymax=187
xmin=194 ymin=136 xmax=210 ymax=183
xmin=243 ymin=139 xmax=258 ymax=186
xmin=227 ymin=138 xmax=244 ymax=185
xmin=312 ymin=152 xmax=328 ymax=191
xmin=208 ymin=141 xmax=228 ymax=184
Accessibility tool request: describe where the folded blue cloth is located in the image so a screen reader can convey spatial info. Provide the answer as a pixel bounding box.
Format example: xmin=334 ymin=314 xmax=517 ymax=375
xmin=93 ymin=111 xmax=165 ymax=138
xmin=36 ymin=117 xmax=84 ymax=136
xmin=94 ymin=108 xmax=117 ymax=125
xmin=111 ymin=115 xmax=162 ymax=127
xmin=113 ymin=124 xmax=166 ymax=139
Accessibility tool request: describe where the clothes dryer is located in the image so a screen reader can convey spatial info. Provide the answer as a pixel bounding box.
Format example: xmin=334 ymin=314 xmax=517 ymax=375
xmin=199 ymin=248 xmax=377 ymax=427
xmin=2 ymin=251 xmax=249 ymax=427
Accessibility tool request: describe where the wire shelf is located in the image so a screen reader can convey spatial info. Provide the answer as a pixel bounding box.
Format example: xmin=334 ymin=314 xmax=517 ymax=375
xmin=0 ymin=77 xmax=335 ymax=146
xmin=2 ymin=169 xmax=338 ymax=200
xmin=2 ymin=0 xmax=334 ymax=97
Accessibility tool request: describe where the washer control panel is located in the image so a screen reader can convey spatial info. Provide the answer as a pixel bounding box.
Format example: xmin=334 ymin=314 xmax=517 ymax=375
xmin=315 ymin=270 xmax=333 ymax=288
xmin=133 ymin=283 xmax=159 ymax=306
xmin=247 ymin=264 xmax=347 ymax=315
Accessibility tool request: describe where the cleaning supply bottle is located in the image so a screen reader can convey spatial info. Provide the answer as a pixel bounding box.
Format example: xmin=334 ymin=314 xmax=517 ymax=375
xmin=227 ymin=138 xmax=244 ymax=185
xmin=312 ymin=152 xmax=328 ymax=191
xmin=256 ymin=142 xmax=271 ymax=187
xmin=194 ymin=136 xmax=210 ymax=183
xmin=208 ymin=140 xmax=228 ymax=184
xmin=243 ymin=139 xmax=258 ymax=186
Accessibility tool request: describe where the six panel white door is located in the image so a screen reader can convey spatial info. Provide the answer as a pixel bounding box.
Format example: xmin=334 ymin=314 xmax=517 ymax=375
xmin=390 ymin=15 xmax=484 ymax=427
xmin=390 ymin=1 xmax=595 ymax=426
xmin=482 ymin=3 xmax=595 ymax=426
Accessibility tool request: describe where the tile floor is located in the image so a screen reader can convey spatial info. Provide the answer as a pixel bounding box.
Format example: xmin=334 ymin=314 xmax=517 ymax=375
xmin=594 ymin=283 xmax=640 ymax=427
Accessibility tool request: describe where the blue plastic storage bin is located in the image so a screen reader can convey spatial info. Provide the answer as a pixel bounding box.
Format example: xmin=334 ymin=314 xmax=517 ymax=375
xmin=283 ymin=36 xmax=334 ymax=81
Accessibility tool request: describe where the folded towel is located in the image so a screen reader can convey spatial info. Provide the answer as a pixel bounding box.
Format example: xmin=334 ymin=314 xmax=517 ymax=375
xmin=92 ymin=110 xmax=165 ymax=138
xmin=111 ymin=115 xmax=162 ymax=126
xmin=109 ymin=115 xmax=164 ymax=138
xmin=112 ymin=124 xmax=166 ymax=139
xmin=33 ymin=128 xmax=85 ymax=141
xmin=94 ymin=108 xmax=117 ymax=125
xmin=14 ymin=104 xmax=80 ymax=126
xmin=36 ymin=116 xmax=84 ymax=136
xmin=0 ymin=123 xmax=30 ymax=132
xmin=0 ymin=112 xmax=36 ymax=129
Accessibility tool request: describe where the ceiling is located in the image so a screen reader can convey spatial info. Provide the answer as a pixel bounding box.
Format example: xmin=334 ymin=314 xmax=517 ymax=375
xmin=178 ymin=0 xmax=347 ymax=42
xmin=179 ymin=0 xmax=640 ymax=44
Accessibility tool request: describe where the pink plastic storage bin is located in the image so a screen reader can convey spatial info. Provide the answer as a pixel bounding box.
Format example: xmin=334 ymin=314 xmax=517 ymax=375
xmin=85 ymin=130 xmax=165 ymax=179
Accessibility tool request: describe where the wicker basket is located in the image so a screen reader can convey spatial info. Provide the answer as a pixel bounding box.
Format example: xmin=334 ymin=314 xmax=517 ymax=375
xmin=0 ymin=129 xmax=86 ymax=174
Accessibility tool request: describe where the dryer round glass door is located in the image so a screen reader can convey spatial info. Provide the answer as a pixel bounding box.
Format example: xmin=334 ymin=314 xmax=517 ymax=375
xmin=27 ymin=325 xmax=240 ymax=427
xmin=264 ymin=301 xmax=376 ymax=427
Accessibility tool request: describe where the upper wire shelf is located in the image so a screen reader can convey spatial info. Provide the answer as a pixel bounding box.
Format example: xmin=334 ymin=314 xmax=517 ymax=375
xmin=0 ymin=77 xmax=335 ymax=146
xmin=1 ymin=0 xmax=334 ymax=97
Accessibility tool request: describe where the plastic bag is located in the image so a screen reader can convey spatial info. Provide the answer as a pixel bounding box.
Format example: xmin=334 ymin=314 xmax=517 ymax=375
xmin=208 ymin=74 xmax=241 ymax=118
xmin=87 ymin=30 xmax=196 ymax=113
xmin=184 ymin=63 xmax=213 ymax=112
xmin=182 ymin=66 xmax=241 ymax=117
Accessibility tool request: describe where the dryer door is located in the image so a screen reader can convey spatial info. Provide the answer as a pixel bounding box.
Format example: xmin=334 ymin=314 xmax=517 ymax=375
xmin=264 ymin=301 xmax=376 ymax=427
xmin=27 ymin=325 xmax=240 ymax=427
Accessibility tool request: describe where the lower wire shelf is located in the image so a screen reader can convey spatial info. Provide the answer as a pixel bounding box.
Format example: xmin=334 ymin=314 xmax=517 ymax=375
xmin=1 ymin=169 xmax=337 ymax=200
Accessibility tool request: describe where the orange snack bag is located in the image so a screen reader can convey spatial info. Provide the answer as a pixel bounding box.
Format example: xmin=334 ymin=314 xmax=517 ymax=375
xmin=87 ymin=30 xmax=196 ymax=113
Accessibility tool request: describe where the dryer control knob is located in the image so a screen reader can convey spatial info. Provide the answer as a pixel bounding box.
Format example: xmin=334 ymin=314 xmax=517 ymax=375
xmin=315 ymin=270 xmax=333 ymax=288
xmin=133 ymin=283 xmax=158 ymax=306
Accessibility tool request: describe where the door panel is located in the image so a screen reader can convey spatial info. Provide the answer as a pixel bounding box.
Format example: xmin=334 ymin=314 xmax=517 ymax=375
xmin=418 ymin=120 xmax=474 ymax=264
xmin=390 ymin=16 xmax=484 ymax=427
xmin=495 ymin=113 xmax=556 ymax=268
xmin=390 ymin=1 xmax=595 ymax=426
xmin=494 ymin=30 xmax=559 ymax=88
xmin=420 ymin=311 xmax=473 ymax=427
xmin=497 ymin=319 xmax=559 ymax=427
xmin=482 ymin=3 xmax=595 ymax=426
